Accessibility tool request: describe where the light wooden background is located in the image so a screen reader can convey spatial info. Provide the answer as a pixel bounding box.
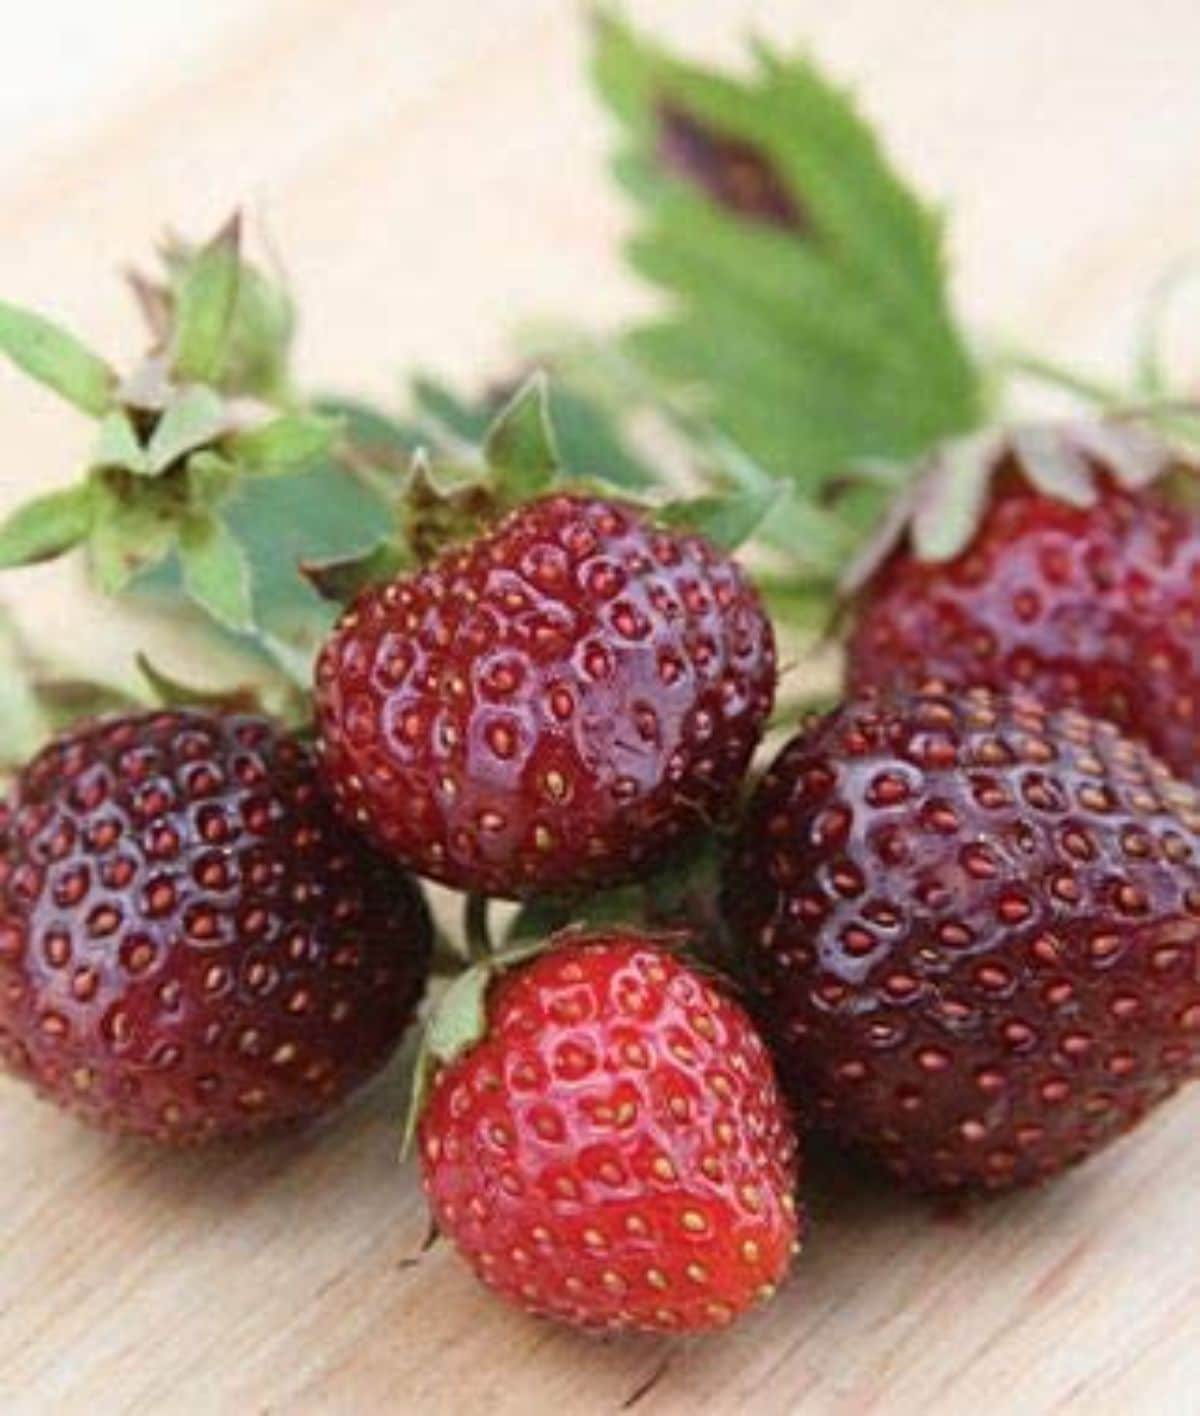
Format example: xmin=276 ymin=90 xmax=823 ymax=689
xmin=2 ymin=2 xmax=1200 ymax=1412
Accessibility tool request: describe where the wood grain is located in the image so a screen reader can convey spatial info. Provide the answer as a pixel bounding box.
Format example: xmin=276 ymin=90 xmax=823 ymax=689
xmin=1 ymin=2 xmax=1199 ymax=1411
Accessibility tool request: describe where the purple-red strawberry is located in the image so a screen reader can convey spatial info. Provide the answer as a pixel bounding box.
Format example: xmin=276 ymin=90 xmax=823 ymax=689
xmin=846 ymin=433 xmax=1200 ymax=783
xmin=418 ymin=932 xmax=800 ymax=1332
xmin=0 ymin=709 xmax=431 ymax=1142
xmin=724 ymin=684 xmax=1200 ymax=1191
xmin=314 ymin=493 xmax=775 ymax=898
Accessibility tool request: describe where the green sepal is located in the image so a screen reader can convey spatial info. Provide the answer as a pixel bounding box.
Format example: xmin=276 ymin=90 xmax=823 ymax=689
xmin=0 ymin=483 xmax=95 ymax=569
xmin=91 ymin=410 xmax=148 ymax=475
xmin=483 ymin=370 xmax=561 ymax=501
xmin=399 ymin=450 xmax=500 ymax=564
xmin=0 ymin=612 xmax=52 ymax=765
xmin=655 ymin=478 xmax=787 ymax=551
xmin=88 ymin=475 xmax=183 ymax=594
xmin=160 ymin=232 xmax=296 ymax=403
xmin=301 ymin=540 xmax=411 ymax=605
xmin=186 ymin=450 xmax=240 ymax=508
xmin=228 ymin=412 xmax=338 ymax=475
xmin=910 ymin=428 xmax=1002 ymax=563
xmin=136 ymin=652 xmax=262 ymax=713
xmin=33 ymin=678 xmax=143 ymax=733
xmin=399 ymin=940 xmax=549 ymax=1160
xmin=170 ymin=213 xmax=242 ymax=385
xmin=0 ymin=300 xmax=117 ymax=417
xmin=146 ymin=386 xmax=228 ymax=474
xmin=179 ymin=512 xmax=254 ymax=633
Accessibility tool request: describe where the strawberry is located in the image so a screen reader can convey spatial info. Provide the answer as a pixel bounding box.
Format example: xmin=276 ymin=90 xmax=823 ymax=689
xmin=724 ymin=684 xmax=1200 ymax=1191
xmin=417 ymin=932 xmax=800 ymax=1332
xmin=0 ymin=709 xmax=431 ymax=1142
xmin=844 ymin=425 xmax=1200 ymax=782
xmin=314 ymin=493 xmax=775 ymax=898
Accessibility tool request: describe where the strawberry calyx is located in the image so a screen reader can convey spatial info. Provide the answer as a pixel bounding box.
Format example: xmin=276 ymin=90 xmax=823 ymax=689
xmin=0 ymin=214 xmax=334 ymax=628
xmin=302 ymin=370 xmax=789 ymax=607
xmin=398 ymin=935 xmax=555 ymax=1159
xmin=400 ymin=924 xmax=704 ymax=1159
xmin=838 ymin=416 xmax=1189 ymax=596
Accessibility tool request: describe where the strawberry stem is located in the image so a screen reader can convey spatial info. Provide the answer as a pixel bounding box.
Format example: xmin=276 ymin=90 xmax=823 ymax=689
xmin=464 ymin=892 xmax=494 ymax=963
xmin=990 ymin=346 xmax=1126 ymax=408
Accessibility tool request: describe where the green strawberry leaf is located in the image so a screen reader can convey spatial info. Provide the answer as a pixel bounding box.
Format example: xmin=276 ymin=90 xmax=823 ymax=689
xmin=589 ymin=14 xmax=985 ymax=574
xmin=0 ymin=484 xmax=95 ymax=569
xmin=411 ymin=375 xmax=492 ymax=444
xmin=179 ymin=512 xmax=254 ymax=633
xmin=228 ymin=412 xmax=338 ymax=475
xmin=91 ymin=410 xmax=148 ymax=475
xmin=0 ymin=300 xmax=117 ymax=418
xmin=483 ymin=370 xmax=561 ymax=500
xmin=170 ymin=214 xmax=242 ymax=385
xmin=301 ymin=540 xmax=411 ymax=605
xmin=146 ymin=385 xmax=228 ymax=474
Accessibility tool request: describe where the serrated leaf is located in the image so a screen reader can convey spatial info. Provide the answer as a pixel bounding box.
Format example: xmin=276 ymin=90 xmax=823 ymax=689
xmin=0 ymin=300 xmax=117 ymax=417
xmin=483 ymin=371 xmax=561 ymax=500
xmin=146 ymin=385 xmax=228 ymax=474
xmin=910 ymin=429 xmax=1003 ymax=563
xmin=0 ymin=484 xmax=94 ymax=569
xmin=590 ymin=15 xmax=984 ymax=575
xmin=170 ymin=214 xmax=242 ymax=384
xmin=91 ymin=411 xmax=148 ymax=475
xmin=179 ymin=512 xmax=253 ymax=633
xmin=655 ymin=478 xmax=786 ymax=551
xmin=136 ymin=652 xmax=260 ymax=712
xmin=88 ymin=477 xmax=182 ymax=593
xmin=229 ymin=413 xmax=337 ymax=474
xmin=301 ymin=540 xmax=410 ymax=604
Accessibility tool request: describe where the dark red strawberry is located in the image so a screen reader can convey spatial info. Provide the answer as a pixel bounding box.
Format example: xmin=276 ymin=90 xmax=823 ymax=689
xmin=845 ymin=430 xmax=1200 ymax=782
xmin=418 ymin=932 xmax=800 ymax=1332
xmin=724 ymin=684 xmax=1200 ymax=1191
xmin=314 ymin=493 xmax=775 ymax=898
xmin=0 ymin=709 xmax=431 ymax=1142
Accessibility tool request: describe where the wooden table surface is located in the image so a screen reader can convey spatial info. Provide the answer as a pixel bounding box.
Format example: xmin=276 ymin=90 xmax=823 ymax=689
xmin=2 ymin=2 xmax=1200 ymax=1411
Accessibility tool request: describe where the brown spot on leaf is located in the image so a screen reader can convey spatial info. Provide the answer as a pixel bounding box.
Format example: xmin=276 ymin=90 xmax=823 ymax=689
xmin=656 ymin=102 xmax=807 ymax=233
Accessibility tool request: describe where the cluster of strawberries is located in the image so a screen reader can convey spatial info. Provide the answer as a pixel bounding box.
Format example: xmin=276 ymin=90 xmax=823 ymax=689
xmin=2 ymin=431 xmax=1200 ymax=1337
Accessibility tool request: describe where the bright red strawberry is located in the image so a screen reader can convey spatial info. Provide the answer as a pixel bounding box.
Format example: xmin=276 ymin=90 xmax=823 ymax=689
xmin=724 ymin=685 xmax=1200 ymax=1192
xmin=314 ymin=494 xmax=775 ymax=898
xmin=846 ymin=435 xmax=1200 ymax=782
xmin=0 ymin=710 xmax=431 ymax=1142
xmin=418 ymin=933 xmax=800 ymax=1332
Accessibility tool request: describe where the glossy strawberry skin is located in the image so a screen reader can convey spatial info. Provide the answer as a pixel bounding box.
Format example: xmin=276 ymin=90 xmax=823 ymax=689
xmin=0 ymin=710 xmax=431 ymax=1143
xmin=724 ymin=686 xmax=1200 ymax=1192
xmin=419 ymin=935 xmax=800 ymax=1333
xmin=847 ymin=475 xmax=1200 ymax=783
xmin=314 ymin=494 xmax=775 ymax=898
